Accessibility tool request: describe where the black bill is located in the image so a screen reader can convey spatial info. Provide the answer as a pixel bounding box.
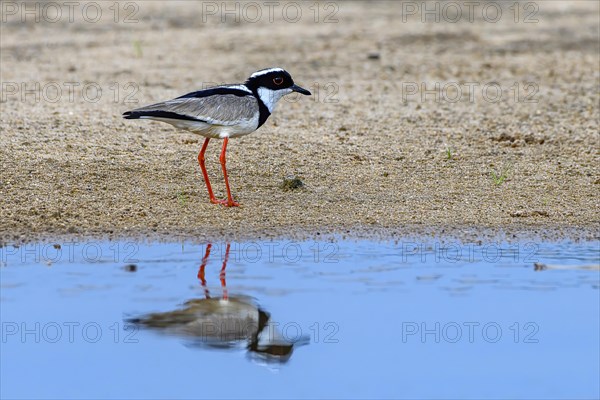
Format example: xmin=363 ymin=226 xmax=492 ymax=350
xmin=291 ymin=84 xmax=311 ymax=96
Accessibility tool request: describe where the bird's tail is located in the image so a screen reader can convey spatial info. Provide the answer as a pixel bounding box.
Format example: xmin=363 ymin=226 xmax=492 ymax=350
xmin=122 ymin=111 xmax=141 ymax=119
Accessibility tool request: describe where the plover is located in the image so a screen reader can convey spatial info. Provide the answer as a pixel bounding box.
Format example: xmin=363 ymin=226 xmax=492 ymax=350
xmin=123 ymin=68 xmax=311 ymax=207
xmin=128 ymin=243 xmax=300 ymax=361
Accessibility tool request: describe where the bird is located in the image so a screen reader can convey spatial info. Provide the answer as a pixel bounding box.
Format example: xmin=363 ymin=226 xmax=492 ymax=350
xmin=123 ymin=68 xmax=311 ymax=207
xmin=127 ymin=243 xmax=304 ymax=362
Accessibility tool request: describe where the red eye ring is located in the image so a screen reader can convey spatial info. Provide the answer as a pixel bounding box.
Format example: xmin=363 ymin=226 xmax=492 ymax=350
xmin=273 ymin=77 xmax=284 ymax=85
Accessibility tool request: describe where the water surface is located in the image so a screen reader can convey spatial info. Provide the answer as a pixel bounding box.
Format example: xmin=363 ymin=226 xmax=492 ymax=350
xmin=1 ymin=239 xmax=599 ymax=399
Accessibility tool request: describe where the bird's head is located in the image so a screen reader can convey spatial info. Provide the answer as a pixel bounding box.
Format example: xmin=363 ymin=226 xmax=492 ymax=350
xmin=245 ymin=68 xmax=311 ymax=113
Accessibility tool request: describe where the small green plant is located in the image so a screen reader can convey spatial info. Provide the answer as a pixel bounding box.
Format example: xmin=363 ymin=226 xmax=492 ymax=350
xmin=445 ymin=147 xmax=453 ymax=160
xmin=177 ymin=191 xmax=188 ymax=205
xmin=490 ymin=165 xmax=511 ymax=186
xmin=133 ymin=40 xmax=143 ymax=58
xmin=280 ymin=176 xmax=304 ymax=191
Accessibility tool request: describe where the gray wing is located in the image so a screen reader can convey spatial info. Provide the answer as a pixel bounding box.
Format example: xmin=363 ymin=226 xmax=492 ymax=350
xmin=131 ymin=95 xmax=259 ymax=126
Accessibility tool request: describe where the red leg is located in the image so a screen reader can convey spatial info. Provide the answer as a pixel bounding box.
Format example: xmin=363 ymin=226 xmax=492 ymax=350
xmin=197 ymin=244 xmax=212 ymax=298
xmin=198 ymin=138 xmax=224 ymax=205
xmin=219 ymin=138 xmax=240 ymax=207
xmin=220 ymin=243 xmax=230 ymax=300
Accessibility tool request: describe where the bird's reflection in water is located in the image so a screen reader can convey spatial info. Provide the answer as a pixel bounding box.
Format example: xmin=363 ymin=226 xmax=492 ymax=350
xmin=128 ymin=243 xmax=305 ymax=363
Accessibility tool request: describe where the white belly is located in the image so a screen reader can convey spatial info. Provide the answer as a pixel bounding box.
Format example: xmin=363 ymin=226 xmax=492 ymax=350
xmin=143 ymin=115 xmax=259 ymax=139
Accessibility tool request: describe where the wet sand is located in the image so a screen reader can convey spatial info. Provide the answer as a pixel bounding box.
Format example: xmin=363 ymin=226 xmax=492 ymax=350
xmin=1 ymin=1 xmax=599 ymax=243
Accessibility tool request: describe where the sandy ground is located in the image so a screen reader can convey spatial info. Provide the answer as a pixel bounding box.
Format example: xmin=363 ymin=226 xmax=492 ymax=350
xmin=1 ymin=1 xmax=599 ymax=243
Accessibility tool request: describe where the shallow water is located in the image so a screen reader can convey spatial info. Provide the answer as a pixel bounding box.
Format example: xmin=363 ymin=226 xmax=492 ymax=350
xmin=1 ymin=238 xmax=599 ymax=399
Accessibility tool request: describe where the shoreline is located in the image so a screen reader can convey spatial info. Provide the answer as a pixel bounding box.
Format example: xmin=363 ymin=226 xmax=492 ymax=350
xmin=2 ymin=224 xmax=598 ymax=246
